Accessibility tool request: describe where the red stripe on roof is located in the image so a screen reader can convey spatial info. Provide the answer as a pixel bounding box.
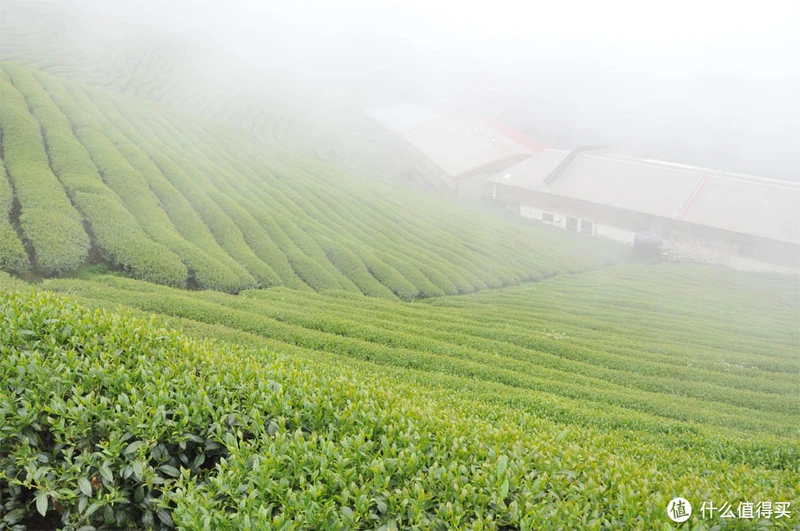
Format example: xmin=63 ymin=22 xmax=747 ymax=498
xmin=485 ymin=119 xmax=548 ymax=153
xmin=680 ymin=175 xmax=711 ymax=220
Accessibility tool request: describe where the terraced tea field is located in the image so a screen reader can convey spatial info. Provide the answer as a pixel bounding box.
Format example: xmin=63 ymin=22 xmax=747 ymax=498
xmin=0 ymin=62 xmax=615 ymax=294
xmin=0 ymin=2 xmax=453 ymax=186
xmin=0 ymin=9 xmax=798 ymax=530
xmin=41 ymin=264 xmax=800 ymax=467
xmin=2 ymin=262 xmax=797 ymax=530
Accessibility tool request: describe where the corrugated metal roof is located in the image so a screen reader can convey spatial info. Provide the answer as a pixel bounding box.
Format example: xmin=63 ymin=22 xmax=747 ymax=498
xmin=365 ymin=104 xmax=443 ymax=133
xmin=367 ymin=104 xmax=538 ymax=177
xmin=493 ymin=149 xmax=567 ymax=185
xmin=558 ymin=154 xmax=706 ymax=218
xmin=485 ymin=119 xmax=548 ymax=154
xmin=402 ymin=117 xmax=532 ymax=177
xmin=682 ymin=176 xmax=800 ymax=245
xmin=488 ymin=151 xmax=800 ymax=245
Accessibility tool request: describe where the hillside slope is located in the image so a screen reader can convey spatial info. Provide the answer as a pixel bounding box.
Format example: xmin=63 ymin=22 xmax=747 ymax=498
xmin=2 ymin=264 xmax=797 ymax=529
xmin=0 ymin=2 xmax=453 ymax=188
xmin=0 ymin=62 xmax=616 ymax=296
xmin=45 ymin=263 xmax=800 ymax=471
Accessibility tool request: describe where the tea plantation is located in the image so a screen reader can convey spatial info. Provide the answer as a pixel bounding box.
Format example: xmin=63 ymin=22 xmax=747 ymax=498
xmin=0 ymin=17 xmax=798 ymax=531
xmin=0 ymin=2 xmax=455 ymax=191
xmin=0 ymin=62 xmax=616 ymax=296
xmin=1 ymin=262 xmax=797 ymax=530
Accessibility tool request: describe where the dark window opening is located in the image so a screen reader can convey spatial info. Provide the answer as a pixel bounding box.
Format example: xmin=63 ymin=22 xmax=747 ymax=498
xmin=542 ymin=212 xmax=554 ymax=224
xmin=566 ymin=217 xmax=578 ymax=231
xmin=581 ymin=220 xmax=594 ymax=234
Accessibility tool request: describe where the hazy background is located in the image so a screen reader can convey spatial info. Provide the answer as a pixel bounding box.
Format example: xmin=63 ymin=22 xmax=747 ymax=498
xmin=6 ymin=0 xmax=800 ymax=180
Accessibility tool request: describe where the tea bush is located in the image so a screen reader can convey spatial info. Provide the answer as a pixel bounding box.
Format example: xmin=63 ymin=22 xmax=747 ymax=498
xmin=2 ymin=287 xmax=798 ymax=530
xmin=0 ymin=157 xmax=29 ymax=273
xmin=0 ymin=68 xmax=89 ymax=274
xmin=2 ymin=64 xmax=194 ymax=287
xmin=42 ymin=263 xmax=800 ymax=473
xmin=0 ymin=62 xmax=621 ymax=293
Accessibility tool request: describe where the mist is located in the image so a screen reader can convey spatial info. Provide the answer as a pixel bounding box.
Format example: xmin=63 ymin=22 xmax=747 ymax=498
xmin=6 ymin=0 xmax=800 ymax=179
xmin=0 ymin=2 xmax=798 ymax=528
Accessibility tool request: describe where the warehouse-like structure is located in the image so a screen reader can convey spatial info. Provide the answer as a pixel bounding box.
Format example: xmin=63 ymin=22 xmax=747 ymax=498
xmin=367 ymin=103 xmax=800 ymax=269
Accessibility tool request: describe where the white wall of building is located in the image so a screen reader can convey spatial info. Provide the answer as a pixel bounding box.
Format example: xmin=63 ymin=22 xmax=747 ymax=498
xmin=520 ymin=203 xmax=635 ymax=244
xmin=520 ymin=205 xmax=567 ymax=229
xmin=518 ymin=203 xmax=796 ymax=271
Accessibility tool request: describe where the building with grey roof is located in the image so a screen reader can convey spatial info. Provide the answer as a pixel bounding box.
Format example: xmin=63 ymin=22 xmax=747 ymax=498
xmin=366 ymin=104 xmax=534 ymax=195
xmin=488 ymin=148 xmax=800 ymax=268
xmin=368 ymin=102 xmax=798 ymax=268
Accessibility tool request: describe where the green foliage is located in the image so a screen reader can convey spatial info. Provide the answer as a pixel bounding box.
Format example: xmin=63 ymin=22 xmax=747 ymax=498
xmin=2 ymin=64 xmax=189 ymax=287
xmin=0 ymin=68 xmax=89 ymax=274
xmin=0 ymin=62 xmax=620 ymax=296
xmin=0 ymin=291 xmax=237 ymax=529
xmin=1 ymin=21 xmax=797 ymax=531
xmin=2 ymin=270 xmax=798 ymax=530
xmin=0 ymin=157 xmax=29 ymax=273
xmin=42 ymin=264 xmax=800 ymax=471
xmin=317 ymin=236 xmax=397 ymax=299
xmin=359 ymin=252 xmax=420 ymax=300
xmin=30 ymin=70 xmax=198 ymax=288
xmin=64 ymin=81 xmax=258 ymax=291
xmin=0 ymin=270 xmax=31 ymax=291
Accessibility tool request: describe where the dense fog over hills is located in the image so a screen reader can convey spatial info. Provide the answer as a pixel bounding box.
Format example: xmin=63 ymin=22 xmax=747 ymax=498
xmin=3 ymin=0 xmax=799 ymax=179
xmin=0 ymin=2 xmax=798 ymax=530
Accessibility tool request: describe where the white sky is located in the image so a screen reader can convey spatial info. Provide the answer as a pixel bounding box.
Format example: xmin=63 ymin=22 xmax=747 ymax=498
xmin=58 ymin=0 xmax=800 ymax=177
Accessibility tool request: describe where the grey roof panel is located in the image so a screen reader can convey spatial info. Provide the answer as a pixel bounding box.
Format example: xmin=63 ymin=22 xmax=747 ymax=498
xmin=553 ymin=154 xmax=705 ymax=218
xmin=683 ymin=177 xmax=800 ymax=245
xmin=403 ymin=117 xmax=532 ymax=176
xmin=490 ymin=151 xmax=799 ymax=244
xmin=487 ymin=149 xmax=567 ymax=187
xmin=489 ymin=151 xmax=703 ymax=217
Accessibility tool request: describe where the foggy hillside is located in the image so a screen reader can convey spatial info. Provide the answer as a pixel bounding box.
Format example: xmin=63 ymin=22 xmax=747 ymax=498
xmin=2 ymin=0 xmax=799 ymax=180
xmin=0 ymin=1 xmax=798 ymax=530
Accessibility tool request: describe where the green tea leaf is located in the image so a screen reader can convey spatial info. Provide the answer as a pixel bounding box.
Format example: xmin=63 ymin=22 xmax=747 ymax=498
xmin=132 ymin=460 xmax=144 ymax=480
xmin=500 ymin=479 xmax=509 ymax=499
xmin=78 ymin=477 xmax=93 ymax=497
xmin=98 ymin=464 xmax=113 ymax=484
xmin=158 ymin=464 xmax=180 ymax=477
xmin=497 ymin=455 xmax=508 ymax=476
xmin=35 ymin=490 xmax=48 ymax=517
xmin=157 ymin=509 xmax=174 ymax=527
xmin=124 ymin=440 xmax=145 ymax=455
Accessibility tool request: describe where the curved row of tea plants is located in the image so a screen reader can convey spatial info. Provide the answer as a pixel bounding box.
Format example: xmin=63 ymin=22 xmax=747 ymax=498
xmin=1 ymin=63 xmax=195 ymax=287
xmin=0 ymin=155 xmax=29 ymax=274
xmin=0 ymin=4 xmax=454 ymax=190
xmin=0 ymin=68 xmax=90 ymax=274
xmin=43 ymin=263 xmax=800 ymax=475
xmin=0 ymin=62 xmax=619 ymax=295
xmin=1 ymin=281 xmax=797 ymax=531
